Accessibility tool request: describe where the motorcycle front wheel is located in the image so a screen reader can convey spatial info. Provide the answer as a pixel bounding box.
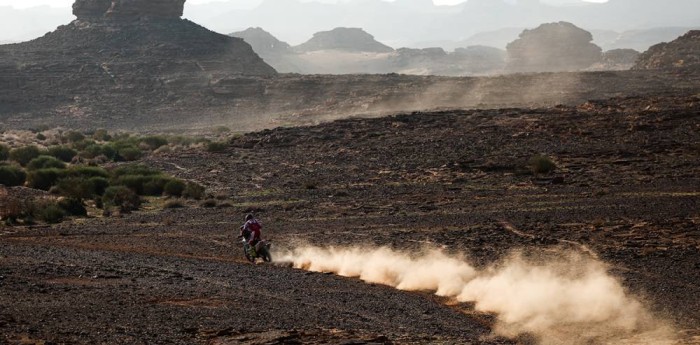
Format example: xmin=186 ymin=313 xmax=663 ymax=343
xmin=243 ymin=245 xmax=255 ymax=263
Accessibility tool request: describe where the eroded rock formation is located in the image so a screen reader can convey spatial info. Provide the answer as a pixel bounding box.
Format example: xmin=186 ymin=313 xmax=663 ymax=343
xmin=634 ymin=30 xmax=700 ymax=70
xmin=295 ymin=28 xmax=394 ymax=53
xmin=73 ymin=0 xmax=185 ymax=20
xmin=506 ymin=22 xmax=602 ymax=73
xmin=107 ymin=0 xmax=186 ymax=19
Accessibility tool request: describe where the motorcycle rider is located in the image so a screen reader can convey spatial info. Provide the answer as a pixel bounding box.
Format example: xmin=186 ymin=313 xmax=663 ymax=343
xmin=240 ymin=213 xmax=262 ymax=257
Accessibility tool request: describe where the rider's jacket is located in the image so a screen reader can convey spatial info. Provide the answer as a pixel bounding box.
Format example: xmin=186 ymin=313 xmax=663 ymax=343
xmin=242 ymin=219 xmax=262 ymax=244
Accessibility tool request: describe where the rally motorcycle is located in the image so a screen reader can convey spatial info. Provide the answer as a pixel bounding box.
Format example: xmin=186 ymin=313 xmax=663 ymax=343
xmin=240 ymin=237 xmax=272 ymax=263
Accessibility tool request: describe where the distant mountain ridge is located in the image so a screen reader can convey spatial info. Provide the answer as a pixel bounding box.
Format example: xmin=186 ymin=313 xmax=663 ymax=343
xmin=3 ymin=0 xmax=699 ymax=51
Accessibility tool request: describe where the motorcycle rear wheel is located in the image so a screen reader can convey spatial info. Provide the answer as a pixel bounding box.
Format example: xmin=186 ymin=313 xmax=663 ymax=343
xmin=259 ymin=246 xmax=272 ymax=263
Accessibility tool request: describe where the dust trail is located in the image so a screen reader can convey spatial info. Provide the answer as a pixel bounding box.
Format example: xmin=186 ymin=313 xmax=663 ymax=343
xmin=277 ymin=246 xmax=676 ymax=345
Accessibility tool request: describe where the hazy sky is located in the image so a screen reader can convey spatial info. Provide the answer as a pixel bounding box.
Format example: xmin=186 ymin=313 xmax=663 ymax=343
xmin=0 ymin=0 xmax=609 ymax=9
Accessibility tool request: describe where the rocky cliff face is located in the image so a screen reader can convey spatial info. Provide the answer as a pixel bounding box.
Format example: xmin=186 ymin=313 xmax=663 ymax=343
xmin=634 ymin=31 xmax=700 ymax=70
xmin=0 ymin=0 xmax=276 ymax=129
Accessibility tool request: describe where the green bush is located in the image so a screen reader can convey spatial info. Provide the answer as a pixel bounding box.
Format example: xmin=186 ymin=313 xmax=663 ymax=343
xmin=36 ymin=133 xmax=47 ymax=141
xmin=34 ymin=203 xmax=64 ymax=224
xmin=115 ymin=174 xmax=172 ymax=196
xmin=0 ymin=144 xmax=9 ymax=161
xmin=55 ymin=177 xmax=99 ymax=200
xmin=206 ymin=141 xmax=227 ymax=153
xmin=103 ymin=186 xmax=141 ymax=212
xmin=67 ymin=166 xmax=109 ymax=179
xmin=0 ymin=165 xmax=27 ymax=187
xmin=163 ymin=179 xmax=186 ymax=197
xmin=47 ymin=146 xmax=78 ymax=162
xmin=183 ymin=182 xmax=205 ymax=200
xmin=58 ymin=197 xmax=87 ymax=217
xmin=27 ymin=168 xmax=67 ymax=190
xmin=80 ymin=144 xmax=104 ymax=159
xmin=117 ymin=146 xmax=142 ymax=161
xmin=27 ymin=155 xmax=67 ymax=171
xmin=9 ymin=146 xmax=42 ymax=166
xmin=89 ymin=177 xmax=110 ymax=196
xmin=528 ymin=155 xmax=557 ymax=175
xmin=111 ymin=164 xmax=161 ymax=178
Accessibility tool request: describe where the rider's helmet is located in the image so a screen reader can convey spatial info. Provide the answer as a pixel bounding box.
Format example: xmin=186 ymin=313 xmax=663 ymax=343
xmin=245 ymin=213 xmax=254 ymax=221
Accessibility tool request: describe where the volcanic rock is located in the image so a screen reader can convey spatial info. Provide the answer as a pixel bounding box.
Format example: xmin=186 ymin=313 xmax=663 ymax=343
xmin=634 ymin=30 xmax=700 ymax=70
xmin=506 ymin=22 xmax=603 ymax=73
xmin=72 ymin=0 xmax=111 ymax=19
xmin=107 ymin=0 xmax=186 ymax=19
xmin=295 ymin=27 xmax=394 ymax=53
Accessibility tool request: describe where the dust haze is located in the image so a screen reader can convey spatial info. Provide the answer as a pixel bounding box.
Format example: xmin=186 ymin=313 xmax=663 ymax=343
xmin=278 ymin=246 xmax=675 ymax=345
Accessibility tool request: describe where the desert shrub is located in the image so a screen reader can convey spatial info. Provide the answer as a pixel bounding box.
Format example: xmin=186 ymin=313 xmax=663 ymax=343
xmin=9 ymin=146 xmax=42 ymax=166
xmin=183 ymin=182 xmax=205 ymax=200
xmin=56 ymin=176 xmax=97 ymax=200
xmin=57 ymin=197 xmax=87 ymax=217
xmin=67 ymin=166 xmax=109 ymax=179
xmin=92 ymin=129 xmax=112 ymax=142
xmin=114 ymin=174 xmax=172 ymax=196
xmin=103 ymin=186 xmax=141 ymax=212
xmin=528 ymin=155 xmax=557 ymax=174
xmin=139 ymin=136 xmax=168 ymax=150
xmin=111 ymin=164 xmax=161 ymax=178
xmin=206 ymin=141 xmax=227 ymax=153
xmin=72 ymin=139 xmax=96 ymax=151
xmin=36 ymin=133 xmax=46 ymax=141
xmin=27 ymin=155 xmax=67 ymax=171
xmin=163 ymin=179 xmax=186 ymax=197
xmin=27 ymin=168 xmax=67 ymax=190
xmin=80 ymin=144 xmax=104 ymax=159
xmin=89 ymin=177 xmax=110 ymax=196
xmin=0 ymin=144 xmax=9 ymax=161
xmin=117 ymin=146 xmax=142 ymax=161
xmin=47 ymin=146 xmax=78 ymax=162
xmin=63 ymin=131 xmax=85 ymax=143
xmin=141 ymin=176 xmax=173 ymax=196
xmin=0 ymin=165 xmax=27 ymax=187
xmin=201 ymin=199 xmax=217 ymax=208
xmin=164 ymin=199 xmax=185 ymax=209
xmin=34 ymin=202 xmax=64 ymax=224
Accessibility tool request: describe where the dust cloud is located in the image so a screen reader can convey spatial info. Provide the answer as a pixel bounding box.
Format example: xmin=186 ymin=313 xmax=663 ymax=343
xmin=277 ymin=246 xmax=675 ymax=345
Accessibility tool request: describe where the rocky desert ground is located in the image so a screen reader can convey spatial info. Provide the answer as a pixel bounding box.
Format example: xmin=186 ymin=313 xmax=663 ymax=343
xmin=1 ymin=93 xmax=699 ymax=344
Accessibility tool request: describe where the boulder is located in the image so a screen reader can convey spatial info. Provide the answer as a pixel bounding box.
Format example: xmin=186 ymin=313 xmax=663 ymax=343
xmin=634 ymin=30 xmax=700 ymax=70
xmin=506 ymin=22 xmax=602 ymax=73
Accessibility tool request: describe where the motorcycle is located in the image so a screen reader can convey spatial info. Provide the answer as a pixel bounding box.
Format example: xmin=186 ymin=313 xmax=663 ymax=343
xmin=240 ymin=237 xmax=272 ymax=263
